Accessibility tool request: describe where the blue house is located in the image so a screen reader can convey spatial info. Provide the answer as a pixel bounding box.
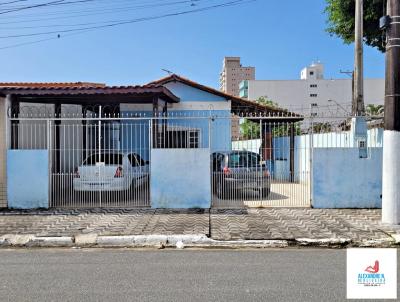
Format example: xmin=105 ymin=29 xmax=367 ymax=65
xmin=0 ymin=75 xmax=295 ymax=210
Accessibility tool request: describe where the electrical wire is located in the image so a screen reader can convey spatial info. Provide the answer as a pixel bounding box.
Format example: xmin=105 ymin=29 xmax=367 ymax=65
xmin=0 ymin=0 xmax=209 ymax=26
xmin=0 ymin=0 xmax=255 ymax=49
xmin=0 ymin=0 xmax=252 ymax=38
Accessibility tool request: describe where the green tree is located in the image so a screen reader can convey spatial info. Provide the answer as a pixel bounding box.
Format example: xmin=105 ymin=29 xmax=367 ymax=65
xmin=240 ymin=98 xmax=299 ymax=139
xmin=325 ymin=0 xmax=385 ymax=52
xmin=254 ymin=96 xmax=281 ymax=109
xmin=366 ymin=104 xmax=384 ymax=116
xmin=240 ymin=119 xmax=260 ymax=139
xmin=240 ymin=97 xmax=279 ymax=139
xmin=272 ymin=124 xmax=301 ymax=137
xmin=313 ymin=122 xmax=333 ymax=133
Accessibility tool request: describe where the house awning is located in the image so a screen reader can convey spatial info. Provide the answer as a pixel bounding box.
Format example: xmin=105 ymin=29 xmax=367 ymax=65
xmin=0 ymin=85 xmax=180 ymax=104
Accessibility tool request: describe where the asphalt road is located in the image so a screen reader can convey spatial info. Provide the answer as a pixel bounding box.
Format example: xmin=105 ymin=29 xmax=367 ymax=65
xmin=0 ymin=248 xmax=397 ymax=302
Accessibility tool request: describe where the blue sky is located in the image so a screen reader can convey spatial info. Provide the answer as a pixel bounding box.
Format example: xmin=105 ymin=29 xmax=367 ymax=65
xmin=0 ymin=0 xmax=385 ymax=88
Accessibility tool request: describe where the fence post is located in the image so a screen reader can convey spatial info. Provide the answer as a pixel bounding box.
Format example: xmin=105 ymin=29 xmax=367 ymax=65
xmin=47 ymin=119 xmax=52 ymax=208
xmin=98 ymin=106 xmax=102 ymax=207
xmin=290 ymin=123 xmax=295 ymax=182
xmin=208 ymin=116 xmax=212 ymax=150
xmin=148 ymin=118 xmax=152 ymax=207
xmin=309 ymin=104 xmax=317 ymax=206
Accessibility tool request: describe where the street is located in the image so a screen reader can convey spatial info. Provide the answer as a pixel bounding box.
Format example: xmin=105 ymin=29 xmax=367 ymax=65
xmin=0 ymin=248 xmax=398 ymax=302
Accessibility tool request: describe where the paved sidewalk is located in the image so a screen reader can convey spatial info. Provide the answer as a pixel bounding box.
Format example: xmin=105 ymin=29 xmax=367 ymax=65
xmin=210 ymin=208 xmax=399 ymax=242
xmin=0 ymin=208 xmax=399 ymax=246
xmin=0 ymin=209 xmax=210 ymax=237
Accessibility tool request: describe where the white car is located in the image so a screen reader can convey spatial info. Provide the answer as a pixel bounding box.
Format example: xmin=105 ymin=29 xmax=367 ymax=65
xmin=73 ymin=152 xmax=149 ymax=192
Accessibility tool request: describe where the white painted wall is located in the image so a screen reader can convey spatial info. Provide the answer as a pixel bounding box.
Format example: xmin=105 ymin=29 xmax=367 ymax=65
xmin=151 ymin=148 xmax=211 ymax=209
xmin=246 ymin=78 xmax=384 ymax=112
xmin=382 ymin=130 xmax=400 ymax=224
xmin=313 ymin=148 xmax=382 ymax=208
xmin=242 ymin=62 xmax=384 ymax=114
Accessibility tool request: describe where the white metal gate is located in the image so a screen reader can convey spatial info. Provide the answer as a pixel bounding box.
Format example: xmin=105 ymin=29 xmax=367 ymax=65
xmin=48 ymin=116 xmax=151 ymax=208
xmin=210 ymin=116 xmax=311 ymax=208
xmin=10 ymin=111 xmax=352 ymax=209
xmin=10 ymin=112 xmax=152 ymax=208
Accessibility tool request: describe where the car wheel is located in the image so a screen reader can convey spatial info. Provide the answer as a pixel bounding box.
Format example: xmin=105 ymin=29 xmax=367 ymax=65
xmin=260 ymin=188 xmax=270 ymax=198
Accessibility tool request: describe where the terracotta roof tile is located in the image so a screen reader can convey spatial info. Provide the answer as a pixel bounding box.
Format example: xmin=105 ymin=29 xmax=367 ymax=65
xmin=0 ymin=82 xmax=106 ymax=88
xmin=0 ymin=85 xmax=180 ymax=103
xmin=146 ymin=74 xmax=297 ymax=115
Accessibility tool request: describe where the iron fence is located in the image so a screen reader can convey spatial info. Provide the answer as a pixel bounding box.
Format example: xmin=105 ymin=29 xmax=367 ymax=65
xmin=7 ymin=108 xmax=383 ymax=209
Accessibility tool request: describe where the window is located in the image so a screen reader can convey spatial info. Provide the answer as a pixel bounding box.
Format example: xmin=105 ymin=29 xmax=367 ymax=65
xmin=159 ymin=129 xmax=200 ymax=149
xmin=310 ymin=84 xmax=317 ymax=88
xmin=228 ymin=152 xmax=261 ymax=168
xmin=310 ymin=71 xmax=314 ymax=76
xmin=83 ymin=153 xmax=123 ymax=166
xmin=128 ymin=153 xmax=145 ymax=167
xmin=310 ymin=94 xmax=318 ymax=97
xmin=188 ymin=130 xmax=199 ymax=148
xmin=212 ymin=153 xmax=224 ymax=171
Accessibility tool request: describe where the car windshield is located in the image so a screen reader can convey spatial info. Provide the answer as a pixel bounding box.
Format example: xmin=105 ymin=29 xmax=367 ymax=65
xmin=228 ymin=152 xmax=261 ymax=168
xmin=83 ymin=153 xmax=123 ymax=166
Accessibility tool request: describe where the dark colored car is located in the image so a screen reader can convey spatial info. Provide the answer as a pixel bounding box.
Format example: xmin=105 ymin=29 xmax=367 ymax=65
xmin=211 ymin=151 xmax=271 ymax=199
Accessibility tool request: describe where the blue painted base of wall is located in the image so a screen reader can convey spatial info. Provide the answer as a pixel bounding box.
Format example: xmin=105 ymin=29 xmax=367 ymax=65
xmin=151 ymin=149 xmax=211 ymax=209
xmin=7 ymin=150 xmax=49 ymax=209
xmin=312 ymin=148 xmax=382 ymax=208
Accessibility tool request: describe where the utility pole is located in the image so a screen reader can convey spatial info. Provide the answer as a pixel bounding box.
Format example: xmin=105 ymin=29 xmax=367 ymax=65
xmin=382 ymin=0 xmax=400 ymax=224
xmin=353 ymin=0 xmax=365 ymax=116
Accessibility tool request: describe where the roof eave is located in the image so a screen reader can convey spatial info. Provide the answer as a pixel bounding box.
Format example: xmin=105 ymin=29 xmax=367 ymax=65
xmin=0 ymin=86 xmax=180 ymax=103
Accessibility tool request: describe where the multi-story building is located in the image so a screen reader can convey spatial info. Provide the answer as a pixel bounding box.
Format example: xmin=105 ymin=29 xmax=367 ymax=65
xmin=220 ymin=57 xmax=255 ymax=139
xmin=220 ymin=57 xmax=255 ymax=97
xmin=239 ymin=62 xmax=384 ymax=115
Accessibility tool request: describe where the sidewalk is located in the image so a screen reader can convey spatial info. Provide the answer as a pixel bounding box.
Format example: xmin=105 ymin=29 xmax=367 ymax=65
xmin=0 ymin=208 xmax=398 ymax=248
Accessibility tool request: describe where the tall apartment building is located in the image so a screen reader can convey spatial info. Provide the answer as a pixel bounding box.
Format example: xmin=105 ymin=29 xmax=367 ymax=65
xmin=239 ymin=62 xmax=384 ymax=114
xmin=220 ymin=57 xmax=255 ymax=96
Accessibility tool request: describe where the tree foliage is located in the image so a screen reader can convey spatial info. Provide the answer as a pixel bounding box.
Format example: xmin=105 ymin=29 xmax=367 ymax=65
xmin=240 ymin=97 xmax=277 ymax=139
xmin=254 ymin=96 xmax=279 ymax=108
xmin=240 ymin=97 xmax=299 ymax=139
xmin=312 ymin=122 xmax=333 ymax=133
xmin=366 ymin=104 xmax=384 ymax=116
xmin=325 ymin=0 xmax=386 ymax=52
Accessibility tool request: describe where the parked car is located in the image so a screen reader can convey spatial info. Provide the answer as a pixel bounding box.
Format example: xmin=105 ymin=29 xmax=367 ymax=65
xmin=73 ymin=152 xmax=149 ymax=191
xmin=211 ymin=151 xmax=271 ymax=199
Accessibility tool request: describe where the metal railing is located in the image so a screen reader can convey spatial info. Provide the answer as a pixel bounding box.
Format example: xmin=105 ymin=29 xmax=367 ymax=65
xmin=7 ymin=109 xmax=383 ymax=209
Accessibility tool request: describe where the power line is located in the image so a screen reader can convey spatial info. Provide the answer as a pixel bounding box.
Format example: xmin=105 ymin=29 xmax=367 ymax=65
xmin=0 ymin=0 xmax=252 ymax=39
xmin=0 ymin=0 xmax=29 ymax=5
xmin=0 ymin=0 xmax=206 ymax=26
xmin=0 ymin=0 xmax=67 ymax=14
xmin=0 ymin=0 xmax=102 ymax=14
xmin=0 ymin=0 xmax=255 ymax=49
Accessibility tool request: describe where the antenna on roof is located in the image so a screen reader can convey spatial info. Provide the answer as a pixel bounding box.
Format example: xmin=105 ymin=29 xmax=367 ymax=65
xmin=161 ymin=69 xmax=174 ymax=75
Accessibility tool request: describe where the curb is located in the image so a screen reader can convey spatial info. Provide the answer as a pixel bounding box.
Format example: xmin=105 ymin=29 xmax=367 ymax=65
xmin=0 ymin=234 xmax=397 ymax=249
xmin=294 ymin=238 xmax=352 ymax=247
xmin=391 ymin=234 xmax=400 ymax=244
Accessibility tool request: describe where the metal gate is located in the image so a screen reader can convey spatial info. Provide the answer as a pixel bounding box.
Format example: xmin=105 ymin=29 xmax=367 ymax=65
xmin=10 ymin=112 xmax=152 ymax=208
xmin=9 ymin=111 xmax=326 ymax=209
xmin=210 ymin=116 xmax=311 ymax=208
xmin=52 ymin=117 xmax=152 ymax=208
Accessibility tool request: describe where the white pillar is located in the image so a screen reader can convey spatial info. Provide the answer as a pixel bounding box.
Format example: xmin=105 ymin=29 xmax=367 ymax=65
xmin=382 ymin=131 xmax=400 ymax=224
